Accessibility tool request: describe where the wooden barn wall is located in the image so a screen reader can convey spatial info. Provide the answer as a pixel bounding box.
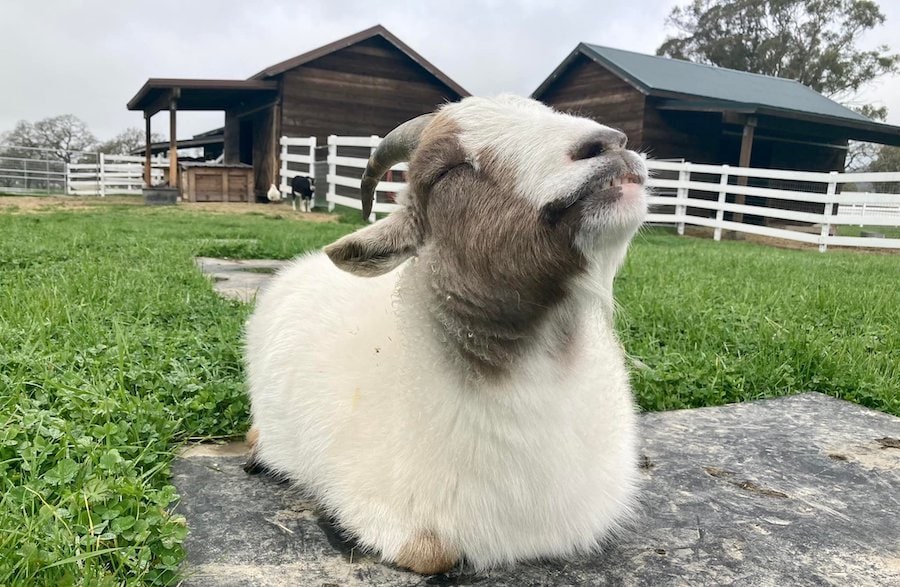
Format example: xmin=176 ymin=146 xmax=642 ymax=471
xmin=642 ymin=103 xmax=723 ymax=163
xmin=536 ymin=54 xmax=645 ymax=149
xmin=279 ymin=36 xmax=464 ymax=144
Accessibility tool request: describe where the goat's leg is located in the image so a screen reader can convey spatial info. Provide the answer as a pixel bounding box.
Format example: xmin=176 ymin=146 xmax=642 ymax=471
xmin=242 ymin=426 xmax=269 ymax=475
xmin=394 ymin=530 xmax=459 ymax=575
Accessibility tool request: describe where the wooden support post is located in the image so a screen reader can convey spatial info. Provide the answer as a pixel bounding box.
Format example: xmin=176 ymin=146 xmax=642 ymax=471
xmin=144 ymin=113 xmax=152 ymax=187
xmin=733 ymin=116 xmax=757 ymax=226
xmin=168 ymin=90 xmax=180 ymax=189
xmin=272 ymin=103 xmax=281 ymax=194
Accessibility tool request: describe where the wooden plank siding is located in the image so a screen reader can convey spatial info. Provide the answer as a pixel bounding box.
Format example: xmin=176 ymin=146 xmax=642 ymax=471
xmin=537 ymin=54 xmax=645 ymax=149
xmin=278 ymin=36 xmax=463 ymax=145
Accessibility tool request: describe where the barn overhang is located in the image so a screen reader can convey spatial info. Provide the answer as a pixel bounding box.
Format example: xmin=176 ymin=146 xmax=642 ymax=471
xmin=127 ymin=78 xmax=278 ymax=115
xmin=654 ymin=98 xmax=900 ymax=147
xmin=126 ymin=79 xmax=278 ymax=188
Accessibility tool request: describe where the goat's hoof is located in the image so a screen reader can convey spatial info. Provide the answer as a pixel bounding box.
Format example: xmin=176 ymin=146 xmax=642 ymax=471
xmin=242 ymin=458 xmax=270 ymax=475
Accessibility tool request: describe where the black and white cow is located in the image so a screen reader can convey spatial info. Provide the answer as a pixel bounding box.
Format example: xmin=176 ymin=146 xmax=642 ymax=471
xmin=290 ymin=175 xmax=315 ymax=212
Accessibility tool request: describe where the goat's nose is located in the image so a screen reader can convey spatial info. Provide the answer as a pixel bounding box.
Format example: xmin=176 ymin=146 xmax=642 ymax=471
xmin=571 ymin=128 xmax=627 ymax=160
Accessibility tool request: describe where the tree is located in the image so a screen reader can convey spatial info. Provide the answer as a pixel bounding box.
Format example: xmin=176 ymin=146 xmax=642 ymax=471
xmin=97 ymin=127 xmax=164 ymax=155
xmin=867 ymin=145 xmax=900 ymax=172
xmin=1 ymin=115 xmax=97 ymax=163
xmin=657 ymin=0 xmax=899 ymax=99
xmin=845 ymin=105 xmax=888 ymax=171
xmin=1 ymin=120 xmax=42 ymax=157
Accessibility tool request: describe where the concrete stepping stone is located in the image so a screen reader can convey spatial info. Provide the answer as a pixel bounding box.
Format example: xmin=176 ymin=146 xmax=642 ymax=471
xmin=172 ymin=393 xmax=900 ymax=586
xmin=195 ymin=257 xmax=289 ymax=302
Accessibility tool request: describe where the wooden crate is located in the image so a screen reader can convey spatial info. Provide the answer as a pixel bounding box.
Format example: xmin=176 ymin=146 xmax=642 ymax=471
xmin=180 ymin=164 xmax=254 ymax=203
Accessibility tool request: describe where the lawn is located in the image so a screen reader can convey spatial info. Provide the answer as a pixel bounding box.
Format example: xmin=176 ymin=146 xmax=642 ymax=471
xmin=0 ymin=198 xmax=897 ymax=584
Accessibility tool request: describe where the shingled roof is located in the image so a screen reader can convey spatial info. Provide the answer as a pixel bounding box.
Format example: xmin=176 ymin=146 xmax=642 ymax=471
xmin=533 ymin=44 xmax=900 ymax=145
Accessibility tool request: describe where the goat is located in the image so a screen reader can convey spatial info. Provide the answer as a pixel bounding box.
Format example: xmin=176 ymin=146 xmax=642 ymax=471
xmin=290 ymin=174 xmax=315 ymax=212
xmin=244 ymin=95 xmax=648 ymax=575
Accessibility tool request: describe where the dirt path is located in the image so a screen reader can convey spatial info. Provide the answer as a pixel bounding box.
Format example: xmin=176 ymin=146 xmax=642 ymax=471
xmin=0 ymin=196 xmax=337 ymax=222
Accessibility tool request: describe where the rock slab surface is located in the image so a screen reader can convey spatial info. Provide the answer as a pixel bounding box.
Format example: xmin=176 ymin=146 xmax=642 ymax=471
xmin=173 ymin=393 xmax=900 ymax=586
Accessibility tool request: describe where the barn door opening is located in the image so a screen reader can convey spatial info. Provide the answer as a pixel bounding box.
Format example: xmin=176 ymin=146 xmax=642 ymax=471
xmin=239 ymin=119 xmax=254 ymax=165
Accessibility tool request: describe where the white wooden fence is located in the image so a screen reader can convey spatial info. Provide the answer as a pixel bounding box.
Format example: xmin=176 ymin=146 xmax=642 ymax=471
xmin=66 ymin=154 xmax=166 ymax=196
xmin=315 ymin=135 xmax=900 ymax=252
xmin=326 ymin=135 xmax=407 ymax=218
xmin=278 ymin=136 xmax=316 ymax=198
xmin=647 ymin=161 xmax=900 ymax=251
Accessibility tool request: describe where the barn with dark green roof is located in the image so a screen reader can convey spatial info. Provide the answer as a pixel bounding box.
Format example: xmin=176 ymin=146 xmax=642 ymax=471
xmin=533 ymin=43 xmax=900 ymax=173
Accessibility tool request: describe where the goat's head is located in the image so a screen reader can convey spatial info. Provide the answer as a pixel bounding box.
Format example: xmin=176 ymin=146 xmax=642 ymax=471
xmin=325 ymin=95 xmax=647 ymax=281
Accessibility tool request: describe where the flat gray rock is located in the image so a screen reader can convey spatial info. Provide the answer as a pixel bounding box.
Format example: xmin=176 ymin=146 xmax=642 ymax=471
xmin=195 ymin=257 xmax=290 ymax=302
xmin=172 ymin=393 xmax=900 ymax=586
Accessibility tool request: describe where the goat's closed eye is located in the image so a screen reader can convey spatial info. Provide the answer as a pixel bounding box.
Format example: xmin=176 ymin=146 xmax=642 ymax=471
xmin=433 ymin=163 xmax=468 ymax=185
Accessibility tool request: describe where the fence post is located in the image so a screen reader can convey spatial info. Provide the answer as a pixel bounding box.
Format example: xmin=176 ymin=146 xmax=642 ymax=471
xmin=368 ymin=135 xmax=380 ymax=222
xmin=327 ymin=136 xmax=337 ymax=212
xmin=819 ymin=171 xmax=838 ymax=253
xmin=24 ymin=159 xmax=29 ymax=193
xmin=279 ymin=136 xmax=288 ymax=198
xmin=714 ymin=165 xmax=729 ymax=241
xmin=308 ymin=135 xmax=317 ymax=187
xmin=675 ymin=162 xmax=690 ymax=236
xmin=99 ymin=153 xmax=106 ymax=197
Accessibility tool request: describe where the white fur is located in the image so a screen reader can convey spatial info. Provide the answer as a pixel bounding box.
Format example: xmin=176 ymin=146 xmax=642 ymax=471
xmin=245 ymin=257 xmax=638 ymax=569
xmin=245 ymin=95 xmax=645 ymax=570
xmin=452 ymin=95 xmax=642 ymax=211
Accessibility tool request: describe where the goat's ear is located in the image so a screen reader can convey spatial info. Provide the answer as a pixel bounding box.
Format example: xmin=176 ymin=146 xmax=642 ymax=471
xmin=324 ymin=209 xmax=419 ymax=277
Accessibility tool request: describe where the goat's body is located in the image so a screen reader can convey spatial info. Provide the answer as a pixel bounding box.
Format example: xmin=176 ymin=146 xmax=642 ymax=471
xmin=246 ymin=252 xmax=639 ymax=569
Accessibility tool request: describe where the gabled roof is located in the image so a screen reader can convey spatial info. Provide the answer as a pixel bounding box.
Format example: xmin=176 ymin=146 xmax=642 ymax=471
xmin=533 ymin=44 xmax=900 ymax=145
xmin=249 ymin=25 xmax=469 ymax=98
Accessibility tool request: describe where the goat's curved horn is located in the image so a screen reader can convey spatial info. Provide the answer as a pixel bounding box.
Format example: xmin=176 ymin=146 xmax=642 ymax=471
xmin=360 ymin=113 xmax=434 ymax=219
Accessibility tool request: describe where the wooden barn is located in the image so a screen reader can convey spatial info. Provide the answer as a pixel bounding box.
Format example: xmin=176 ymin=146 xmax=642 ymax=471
xmin=533 ymin=44 xmax=900 ymax=172
xmin=127 ymin=25 xmax=468 ymax=201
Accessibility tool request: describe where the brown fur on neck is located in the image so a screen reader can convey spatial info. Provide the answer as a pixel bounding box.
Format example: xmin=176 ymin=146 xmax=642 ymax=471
xmin=407 ymin=135 xmax=588 ymax=380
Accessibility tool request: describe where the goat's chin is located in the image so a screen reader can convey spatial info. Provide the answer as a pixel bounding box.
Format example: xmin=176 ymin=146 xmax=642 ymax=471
xmin=579 ymin=185 xmax=647 ymax=241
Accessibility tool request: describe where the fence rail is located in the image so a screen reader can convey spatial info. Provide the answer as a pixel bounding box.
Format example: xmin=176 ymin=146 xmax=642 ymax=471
xmin=1 ymin=145 xmax=170 ymax=196
xmin=646 ymin=162 xmax=900 ymax=251
xmin=67 ymin=154 xmax=166 ymax=196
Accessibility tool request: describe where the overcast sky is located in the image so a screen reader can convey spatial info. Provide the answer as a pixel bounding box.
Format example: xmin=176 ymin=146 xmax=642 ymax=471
xmin=2 ymin=0 xmax=899 ymax=142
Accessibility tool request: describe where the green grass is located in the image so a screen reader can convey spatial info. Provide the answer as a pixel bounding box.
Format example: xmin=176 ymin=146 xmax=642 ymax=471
xmin=0 ymin=203 xmax=362 ymax=585
xmin=0 ymin=202 xmax=897 ymax=584
xmin=617 ymin=227 xmax=899 ymax=415
xmin=835 ymin=224 xmax=900 ymax=238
